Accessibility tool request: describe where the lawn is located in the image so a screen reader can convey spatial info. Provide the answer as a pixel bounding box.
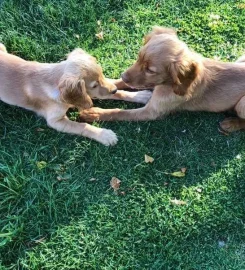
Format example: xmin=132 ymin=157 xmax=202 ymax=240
xmin=1 ymin=0 xmax=245 ymax=269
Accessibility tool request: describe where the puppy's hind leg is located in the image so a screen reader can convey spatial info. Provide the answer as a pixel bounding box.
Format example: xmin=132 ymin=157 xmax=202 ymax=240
xmin=0 ymin=43 xmax=7 ymax=53
xmin=220 ymin=96 xmax=245 ymax=132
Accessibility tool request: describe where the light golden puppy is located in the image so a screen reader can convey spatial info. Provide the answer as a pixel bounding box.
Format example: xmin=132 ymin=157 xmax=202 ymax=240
xmin=81 ymin=26 xmax=245 ymax=132
xmin=0 ymin=45 xmax=151 ymax=145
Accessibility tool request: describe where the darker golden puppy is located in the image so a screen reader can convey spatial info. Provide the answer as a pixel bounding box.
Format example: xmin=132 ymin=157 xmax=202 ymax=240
xmin=81 ymin=26 xmax=245 ymax=132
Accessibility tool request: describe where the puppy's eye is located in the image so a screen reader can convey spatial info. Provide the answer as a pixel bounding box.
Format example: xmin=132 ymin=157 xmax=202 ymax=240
xmin=92 ymin=83 xmax=98 ymax=89
xmin=145 ymin=67 xmax=156 ymax=74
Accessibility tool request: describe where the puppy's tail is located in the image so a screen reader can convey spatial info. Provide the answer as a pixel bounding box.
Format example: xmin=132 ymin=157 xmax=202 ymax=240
xmin=0 ymin=43 xmax=7 ymax=53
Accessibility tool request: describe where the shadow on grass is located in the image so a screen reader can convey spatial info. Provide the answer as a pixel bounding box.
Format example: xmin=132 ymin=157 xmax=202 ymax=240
xmin=18 ymin=157 xmax=245 ymax=269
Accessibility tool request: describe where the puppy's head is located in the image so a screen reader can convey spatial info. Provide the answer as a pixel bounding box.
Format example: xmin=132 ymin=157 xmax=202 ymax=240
xmin=122 ymin=26 xmax=200 ymax=97
xmin=59 ymin=49 xmax=117 ymax=109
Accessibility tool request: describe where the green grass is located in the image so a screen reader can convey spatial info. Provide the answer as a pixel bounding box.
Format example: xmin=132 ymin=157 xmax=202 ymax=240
xmin=1 ymin=0 xmax=245 ymax=269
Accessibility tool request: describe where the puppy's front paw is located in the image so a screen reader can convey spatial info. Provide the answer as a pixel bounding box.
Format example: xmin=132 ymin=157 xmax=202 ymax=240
xmin=97 ymin=128 xmax=118 ymax=146
xmin=80 ymin=107 xmax=103 ymax=122
xmin=133 ymin=90 xmax=153 ymax=104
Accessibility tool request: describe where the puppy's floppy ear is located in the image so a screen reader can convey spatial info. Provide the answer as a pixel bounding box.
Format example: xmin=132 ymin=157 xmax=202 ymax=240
xmin=144 ymin=26 xmax=177 ymax=44
xmin=58 ymin=75 xmax=93 ymax=109
xmin=169 ymin=59 xmax=198 ymax=98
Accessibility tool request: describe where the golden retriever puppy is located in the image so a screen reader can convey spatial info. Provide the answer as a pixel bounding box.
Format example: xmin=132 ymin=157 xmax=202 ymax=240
xmin=81 ymin=26 xmax=245 ymax=132
xmin=0 ymin=44 xmax=151 ymax=146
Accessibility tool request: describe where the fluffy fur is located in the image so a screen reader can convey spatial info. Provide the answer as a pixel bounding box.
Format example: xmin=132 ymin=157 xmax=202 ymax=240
xmin=81 ymin=26 xmax=245 ymax=133
xmin=0 ymin=45 xmax=151 ymax=145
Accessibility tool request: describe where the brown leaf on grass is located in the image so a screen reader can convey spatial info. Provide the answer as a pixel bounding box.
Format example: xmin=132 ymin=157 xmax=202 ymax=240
xmin=170 ymin=171 xmax=185 ymax=177
xmin=36 ymin=128 xmax=45 ymax=132
xmin=164 ymin=169 xmax=186 ymax=177
xmin=218 ymin=240 xmax=226 ymax=248
xmin=144 ymin=154 xmax=154 ymax=163
xmin=34 ymin=236 xmax=46 ymax=243
xmin=57 ymin=174 xmax=71 ymax=181
xmin=95 ymin=31 xmax=104 ymax=40
xmin=170 ymin=199 xmax=187 ymax=205
xmin=211 ymin=161 xmax=216 ymax=167
xmin=237 ymin=3 xmax=245 ymax=9
xmin=36 ymin=161 xmax=47 ymax=170
xmin=27 ymin=236 xmax=46 ymax=248
xmin=110 ymin=177 xmax=121 ymax=192
xmin=181 ymin=167 xmax=187 ymax=173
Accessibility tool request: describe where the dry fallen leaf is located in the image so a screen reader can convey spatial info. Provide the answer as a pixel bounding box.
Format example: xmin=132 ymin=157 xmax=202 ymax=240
xmin=95 ymin=31 xmax=104 ymax=40
xmin=164 ymin=169 xmax=186 ymax=177
xmin=110 ymin=177 xmax=121 ymax=192
xmin=237 ymin=3 xmax=245 ymax=9
xmin=218 ymin=240 xmax=226 ymax=248
xmin=56 ymin=174 xmax=71 ymax=181
xmin=170 ymin=199 xmax=187 ymax=205
xmin=36 ymin=128 xmax=45 ymax=132
xmin=211 ymin=161 xmax=216 ymax=167
xmin=181 ymin=167 xmax=187 ymax=173
xmin=145 ymin=154 xmax=154 ymax=163
xmin=34 ymin=236 xmax=46 ymax=243
xmin=170 ymin=171 xmax=185 ymax=177
xmin=36 ymin=161 xmax=47 ymax=170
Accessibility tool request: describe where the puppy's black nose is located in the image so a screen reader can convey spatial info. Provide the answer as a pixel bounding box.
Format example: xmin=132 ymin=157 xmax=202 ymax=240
xmin=121 ymin=72 xmax=130 ymax=83
xmin=111 ymin=89 xmax=117 ymax=94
